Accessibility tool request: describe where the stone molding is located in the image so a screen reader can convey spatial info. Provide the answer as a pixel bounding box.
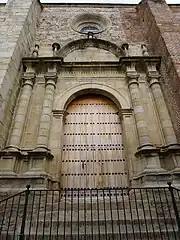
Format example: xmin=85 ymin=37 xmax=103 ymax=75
xmin=57 ymin=38 xmax=123 ymax=58
xmin=52 ymin=110 xmax=67 ymax=119
xmin=126 ymin=73 xmax=140 ymax=86
xmin=22 ymin=56 xmax=161 ymax=76
xmin=21 ymin=72 xmax=36 ymax=87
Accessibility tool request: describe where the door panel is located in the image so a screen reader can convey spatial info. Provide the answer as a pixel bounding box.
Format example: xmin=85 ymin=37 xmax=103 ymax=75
xmin=61 ymin=95 xmax=128 ymax=188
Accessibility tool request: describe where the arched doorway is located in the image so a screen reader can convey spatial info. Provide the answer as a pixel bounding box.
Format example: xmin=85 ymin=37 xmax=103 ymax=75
xmin=61 ymin=94 xmax=128 ymax=188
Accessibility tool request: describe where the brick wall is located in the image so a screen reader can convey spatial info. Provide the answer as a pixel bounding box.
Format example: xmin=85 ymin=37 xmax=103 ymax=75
xmin=138 ymin=0 xmax=180 ymax=141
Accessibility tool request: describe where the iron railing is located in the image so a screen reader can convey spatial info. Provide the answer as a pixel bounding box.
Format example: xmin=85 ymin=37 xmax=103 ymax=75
xmin=0 ymin=184 xmax=180 ymax=239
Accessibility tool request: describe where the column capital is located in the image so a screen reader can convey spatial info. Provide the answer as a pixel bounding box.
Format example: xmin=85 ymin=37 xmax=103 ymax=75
xmin=126 ymin=72 xmax=139 ymax=86
xmin=147 ymin=71 xmax=161 ymax=87
xmin=120 ymin=108 xmax=133 ymax=116
xmin=22 ymin=72 xmax=35 ymax=87
xmin=45 ymin=72 xmax=57 ymax=87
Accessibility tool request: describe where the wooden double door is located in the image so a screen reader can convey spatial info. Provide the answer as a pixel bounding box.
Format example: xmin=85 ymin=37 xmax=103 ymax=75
xmin=61 ymin=94 xmax=128 ymax=188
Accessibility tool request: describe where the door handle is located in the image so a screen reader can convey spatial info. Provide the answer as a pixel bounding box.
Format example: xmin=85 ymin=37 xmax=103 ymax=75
xmin=82 ymin=161 xmax=86 ymax=169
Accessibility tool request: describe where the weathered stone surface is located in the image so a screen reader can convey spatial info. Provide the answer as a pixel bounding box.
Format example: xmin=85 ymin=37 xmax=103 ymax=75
xmin=0 ymin=0 xmax=180 ymax=191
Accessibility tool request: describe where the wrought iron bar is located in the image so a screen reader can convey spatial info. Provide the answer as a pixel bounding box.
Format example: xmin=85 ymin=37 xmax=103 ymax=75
xmin=115 ymin=188 xmax=121 ymax=240
xmin=13 ymin=193 xmax=22 ymax=239
xmin=63 ymin=188 xmax=67 ymax=240
xmin=122 ymin=188 xmax=129 ymax=239
xmin=0 ymin=186 xmax=179 ymax=239
xmin=70 ymin=188 xmax=73 ymax=238
xmin=109 ymin=188 xmax=114 ymax=239
xmin=42 ymin=190 xmax=48 ymax=239
xmin=35 ymin=190 xmax=41 ymax=240
xmin=90 ymin=188 xmax=93 ymax=240
xmin=57 ymin=190 xmax=60 ymax=239
xmin=84 ymin=188 xmax=86 ymax=239
xmin=145 ymin=189 xmax=156 ymax=240
xmin=158 ymin=187 xmax=170 ymax=240
xmin=168 ymin=182 xmax=180 ymax=233
xmin=103 ymin=188 xmax=108 ymax=240
xmin=28 ymin=190 xmax=35 ymax=238
xmin=19 ymin=185 xmax=30 ymax=240
xmin=133 ymin=188 xmax=142 ymax=239
xmin=151 ymin=188 xmax=163 ymax=240
xmin=128 ymin=189 xmax=135 ymax=240
xmin=140 ymin=188 xmax=150 ymax=240
xmin=78 ymin=188 xmax=80 ymax=240
xmin=163 ymin=187 xmax=178 ymax=240
xmin=49 ymin=190 xmax=54 ymax=239
xmin=6 ymin=196 xmax=15 ymax=240
xmin=96 ymin=188 xmax=101 ymax=239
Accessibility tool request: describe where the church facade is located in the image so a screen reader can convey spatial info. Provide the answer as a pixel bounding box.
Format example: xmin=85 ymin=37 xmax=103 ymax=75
xmin=0 ymin=0 xmax=180 ymax=193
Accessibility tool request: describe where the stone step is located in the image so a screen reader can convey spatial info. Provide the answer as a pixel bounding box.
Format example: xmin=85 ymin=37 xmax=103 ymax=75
xmin=0 ymin=230 xmax=179 ymax=240
xmin=35 ymin=209 xmax=173 ymax=221
xmin=3 ymin=197 xmax=177 ymax=212
xmin=24 ymin=219 xmax=177 ymax=233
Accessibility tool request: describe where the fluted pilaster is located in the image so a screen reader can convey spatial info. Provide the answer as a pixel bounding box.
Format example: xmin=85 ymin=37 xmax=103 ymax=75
xmin=126 ymin=63 xmax=165 ymax=177
xmin=36 ymin=72 xmax=57 ymax=151
xmin=8 ymin=72 xmax=35 ymax=150
xmin=127 ymin=72 xmax=153 ymax=149
xmin=148 ymin=71 xmax=177 ymax=146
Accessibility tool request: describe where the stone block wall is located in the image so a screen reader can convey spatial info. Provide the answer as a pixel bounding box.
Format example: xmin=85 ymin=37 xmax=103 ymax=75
xmin=0 ymin=0 xmax=42 ymax=149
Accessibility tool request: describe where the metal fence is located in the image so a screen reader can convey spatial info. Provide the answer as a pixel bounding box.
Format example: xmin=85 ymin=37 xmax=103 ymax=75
xmin=0 ymin=183 xmax=180 ymax=239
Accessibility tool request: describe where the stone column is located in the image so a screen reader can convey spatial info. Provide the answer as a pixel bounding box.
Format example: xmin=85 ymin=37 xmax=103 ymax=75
xmin=36 ymin=72 xmax=57 ymax=151
xmin=147 ymin=68 xmax=177 ymax=146
xmin=126 ymin=63 xmax=165 ymax=177
xmin=8 ymin=72 xmax=35 ymax=150
xmin=147 ymin=64 xmax=180 ymax=175
xmin=126 ymin=70 xmax=153 ymax=150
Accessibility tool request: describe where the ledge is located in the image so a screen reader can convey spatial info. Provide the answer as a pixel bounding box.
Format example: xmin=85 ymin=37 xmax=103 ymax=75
xmin=119 ymin=56 xmax=161 ymax=64
xmin=22 ymin=56 xmax=162 ymax=68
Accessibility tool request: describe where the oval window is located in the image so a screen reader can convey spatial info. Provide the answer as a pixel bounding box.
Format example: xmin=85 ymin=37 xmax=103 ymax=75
xmin=80 ymin=26 xmax=99 ymax=34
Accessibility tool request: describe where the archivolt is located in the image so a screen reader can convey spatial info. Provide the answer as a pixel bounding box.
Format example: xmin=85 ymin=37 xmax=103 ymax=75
xmin=54 ymin=82 xmax=130 ymax=111
xmin=56 ymin=38 xmax=123 ymax=59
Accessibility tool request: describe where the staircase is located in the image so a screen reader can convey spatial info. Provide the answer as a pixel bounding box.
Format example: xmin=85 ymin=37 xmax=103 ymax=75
xmin=0 ymin=187 xmax=179 ymax=239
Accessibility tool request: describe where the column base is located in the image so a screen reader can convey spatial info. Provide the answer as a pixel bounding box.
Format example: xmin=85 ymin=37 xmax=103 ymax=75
xmin=4 ymin=145 xmax=21 ymax=152
xmin=33 ymin=146 xmax=51 ymax=152
xmin=24 ymin=168 xmax=51 ymax=177
xmin=0 ymin=174 xmax=55 ymax=198
xmin=137 ymin=144 xmax=154 ymax=151
xmin=132 ymin=171 xmax=172 ymax=188
xmin=166 ymin=143 xmax=180 ymax=150
xmin=133 ymin=146 xmax=170 ymax=187
xmin=0 ymin=150 xmax=22 ymax=175
xmin=135 ymin=147 xmax=166 ymax=172
xmin=27 ymin=150 xmax=54 ymax=174
xmin=160 ymin=144 xmax=180 ymax=171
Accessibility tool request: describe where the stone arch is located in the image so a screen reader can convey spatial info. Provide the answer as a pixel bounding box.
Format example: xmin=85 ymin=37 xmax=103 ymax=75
xmin=54 ymin=83 xmax=130 ymax=111
xmin=57 ymin=38 xmax=123 ymax=59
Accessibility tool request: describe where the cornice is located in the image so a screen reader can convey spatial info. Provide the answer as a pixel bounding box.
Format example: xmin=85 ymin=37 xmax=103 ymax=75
xmin=22 ymin=57 xmax=63 ymax=64
xmin=22 ymin=56 xmax=162 ymax=74
xmin=41 ymin=3 xmax=138 ymax=8
xmin=119 ymin=56 xmax=161 ymax=65
xmin=22 ymin=56 xmax=161 ymax=66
